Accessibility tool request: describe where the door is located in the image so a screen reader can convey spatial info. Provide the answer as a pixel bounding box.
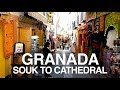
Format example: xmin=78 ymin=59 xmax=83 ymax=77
xmin=19 ymin=27 xmax=32 ymax=53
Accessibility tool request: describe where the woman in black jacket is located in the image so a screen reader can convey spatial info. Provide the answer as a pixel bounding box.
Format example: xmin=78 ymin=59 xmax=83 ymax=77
xmin=43 ymin=42 xmax=54 ymax=78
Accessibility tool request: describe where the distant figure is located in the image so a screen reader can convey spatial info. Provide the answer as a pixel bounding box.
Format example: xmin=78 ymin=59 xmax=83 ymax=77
xmin=62 ymin=43 xmax=65 ymax=50
xmin=70 ymin=42 xmax=77 ymax=54
xmin=47 ymin=39 xmax=50 ymax=42
xmin=110 ymin=53 xmax=117 ymax=74
xmin=103 ymin=46 xmax=109 ymax=71
xmin=106 ymin=48 xmax=113 ymax=78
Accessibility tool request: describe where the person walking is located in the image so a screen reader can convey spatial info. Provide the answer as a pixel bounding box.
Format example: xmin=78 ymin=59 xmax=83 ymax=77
xmin=70 ymin=42 xmax=77 ymax=55
xmin=42 ymin=41 xmax=55 ymax=78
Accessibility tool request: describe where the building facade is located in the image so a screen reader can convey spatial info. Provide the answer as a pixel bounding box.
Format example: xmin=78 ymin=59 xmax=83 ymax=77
xmin=0 ymin=12 xmax=51 ymax=78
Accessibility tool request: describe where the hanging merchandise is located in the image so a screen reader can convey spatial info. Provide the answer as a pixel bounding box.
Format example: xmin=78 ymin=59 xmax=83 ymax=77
xmin=87 ymin=21 xmax=92 ymax=34
xmin=100 ymin=16 xmax=105 ymax=31
xmin=2 ymin=19 xmax=14 ymax=57
xmin=87 ymin=20 xmax=93 ymax=48
xmin=94 ymin=18 xmax=100 ymax=33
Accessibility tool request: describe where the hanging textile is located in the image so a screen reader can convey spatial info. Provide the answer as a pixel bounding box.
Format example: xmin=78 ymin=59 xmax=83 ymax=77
xmin=100 ymin=15 xmax=105 ymax=31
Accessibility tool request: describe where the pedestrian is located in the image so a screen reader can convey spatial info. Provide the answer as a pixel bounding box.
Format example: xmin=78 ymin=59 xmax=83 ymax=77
xmin=70 ymin=42 xmax=77 ymax=55
xmin=106 ymin=48 xmax=113 ymax=78
xmin=110 ymin=53 xmax=117 ymax=75
xmin=63 ymin=43 xmax=65 ymax=50
xmin=42 ymin=41 xmax=55 ymax=78
xmin=103 ymin=46 xmax=109 ymax=71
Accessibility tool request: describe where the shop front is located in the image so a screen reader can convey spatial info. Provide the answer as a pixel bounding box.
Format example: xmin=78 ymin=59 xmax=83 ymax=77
xmin=86 ymin=12 xmax=107 ymax=64
xmin=18 ymin=15 xmax=37 ymax=53
xmin=104 ymin=12 xmax=120 ymax=77
xmin=82 ymin=12 xmax=120 ymax=77
xmin=0 ymin=13 xmax=18 ymax=78
xmin=11 ymin=13 xmax=47 ymax=78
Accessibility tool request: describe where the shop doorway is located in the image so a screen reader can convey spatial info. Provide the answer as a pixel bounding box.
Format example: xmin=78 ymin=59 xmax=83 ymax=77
xmin=106 ymin=26 xmax=118 ymax=48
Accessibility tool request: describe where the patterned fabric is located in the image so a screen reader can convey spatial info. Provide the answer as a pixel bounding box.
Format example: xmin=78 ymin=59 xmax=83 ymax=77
xmin=100 ymin=16 xmax=105 ymax=31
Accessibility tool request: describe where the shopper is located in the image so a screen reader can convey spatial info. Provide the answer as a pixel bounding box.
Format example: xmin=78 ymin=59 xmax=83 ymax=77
xmin=106 ymin=48 xmax=113 ymax=78
xmin=70 ymin=42 xmax=77 ymax=55
xmin=110 ymin=53 xmax=117 ymax=75
xmin=43 ymin=41 xmax=55 ymax=78
xmin=103 ymin=46 xmax=109 ymax=71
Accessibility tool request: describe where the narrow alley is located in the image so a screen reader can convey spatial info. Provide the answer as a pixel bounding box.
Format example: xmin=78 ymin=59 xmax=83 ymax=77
xmin=0 ymin=12 xmax=120 ymax=78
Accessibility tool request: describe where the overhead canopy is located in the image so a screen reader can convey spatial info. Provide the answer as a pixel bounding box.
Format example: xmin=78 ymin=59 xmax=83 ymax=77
xmin=26 ymin=12 xmax=50 ymax=30
xmin=27 ymin=12 xmax=48 ymax=24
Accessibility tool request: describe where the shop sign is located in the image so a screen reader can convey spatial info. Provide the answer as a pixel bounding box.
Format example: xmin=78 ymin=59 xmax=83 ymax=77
xmin=14 ymin=42 xmax=25 ymax=54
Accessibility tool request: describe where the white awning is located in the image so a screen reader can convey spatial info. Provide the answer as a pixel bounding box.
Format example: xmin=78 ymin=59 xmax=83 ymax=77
xmin=0 ymin=12 xmax=10 ymax=14
xmin=44 ymin=22 xmax=51 ymax=27
xmin=28 ymin=12 xmax=48 ymax=24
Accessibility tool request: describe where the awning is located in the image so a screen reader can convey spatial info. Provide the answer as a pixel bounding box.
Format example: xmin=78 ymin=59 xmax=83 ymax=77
xmin=18 ymin=15 xmax=38 ymax=25
xmin=44 ymin=22 xmax=51 ymax=27
xmin=0 ymin=12 xmax=10 ymax=14
xmin=27 ymin=12 xmax=48 ymax=24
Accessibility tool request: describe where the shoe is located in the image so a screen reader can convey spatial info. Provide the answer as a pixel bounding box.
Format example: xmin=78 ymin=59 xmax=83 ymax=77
xmin=47 ymin=75 xmax=53 ymax=78
xmin=45 ymin=74 xmax=53 ymax=78
xmin=48 ymin=76 xmax=53 ymax=78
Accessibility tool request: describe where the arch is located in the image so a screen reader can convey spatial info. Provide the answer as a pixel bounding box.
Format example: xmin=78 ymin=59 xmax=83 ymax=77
xmin=105 ymin=26 xmax=115 ymax=37
xmin=105 ymin=12 xmax=120 ymax=36
xmin=104 ymin=25 xmax=118 ymax=36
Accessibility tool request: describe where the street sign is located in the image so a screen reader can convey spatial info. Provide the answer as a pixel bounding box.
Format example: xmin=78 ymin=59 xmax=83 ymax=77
xmin=14 ymin=42 xmax=25 ymax=54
